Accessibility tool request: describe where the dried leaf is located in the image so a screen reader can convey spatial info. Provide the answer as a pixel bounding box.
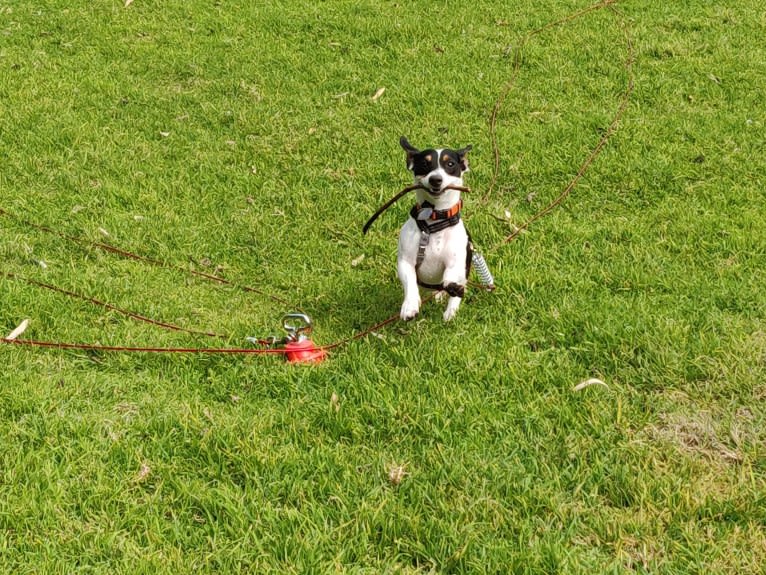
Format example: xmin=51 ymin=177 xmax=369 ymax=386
xmin=125 ymin=0 xmax=133 ymax=6
xmin=330 ymin=392 xmax=340 ymax=413
xmin=98 ymin=227 xmax=110 ymax=237
xmin=387 ymin=464 xmax=407 ymax=486
xmin=135 ymin=462 xmax=151 ymax=482
xmin=573 ymin=378 xmax=608 ymax=391
xmin=371 ymin=87 xmax=386 ymax=101
xmin=6 ymin=319 xmax=29 ymax=340
xmin=351 ymin=254 xmax=365 ymax=267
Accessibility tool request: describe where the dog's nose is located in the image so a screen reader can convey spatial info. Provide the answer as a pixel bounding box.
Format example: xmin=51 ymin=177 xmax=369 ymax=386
xmin=428 ymin=175 xmax=443 ymax=190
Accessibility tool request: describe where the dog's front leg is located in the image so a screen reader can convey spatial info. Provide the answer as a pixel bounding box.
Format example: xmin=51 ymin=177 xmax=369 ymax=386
xmin=397 ymin=222 xmax=423 ymax=321
xmin=397 ymin=259 xmax=421 ymax=320
xmin=441 ymin=244 xmax=467 ymax=321
xmin=441 ymin=280 xmax=465 ymax=322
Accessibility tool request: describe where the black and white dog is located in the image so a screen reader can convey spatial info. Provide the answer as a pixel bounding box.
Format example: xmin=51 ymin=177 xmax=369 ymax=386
xmin=398 ymin=136 xmax=472 ymax=321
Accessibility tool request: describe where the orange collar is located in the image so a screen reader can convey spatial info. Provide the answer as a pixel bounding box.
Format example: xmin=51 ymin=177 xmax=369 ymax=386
xmin=415 ymin=199 xmax=462 ymax=221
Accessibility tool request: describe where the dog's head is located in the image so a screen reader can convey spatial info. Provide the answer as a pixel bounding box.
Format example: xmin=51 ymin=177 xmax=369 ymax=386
xmin=400 ymin=136 xmax=472 ymax=196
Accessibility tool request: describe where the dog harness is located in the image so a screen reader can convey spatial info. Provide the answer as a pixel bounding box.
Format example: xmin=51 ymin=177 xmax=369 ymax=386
xmin=410 ymin=200 xmax=472 ymax=293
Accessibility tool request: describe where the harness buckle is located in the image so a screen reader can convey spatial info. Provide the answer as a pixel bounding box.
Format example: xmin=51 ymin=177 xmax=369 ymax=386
xmin=417 ymin=208 xmax=434 ymax=220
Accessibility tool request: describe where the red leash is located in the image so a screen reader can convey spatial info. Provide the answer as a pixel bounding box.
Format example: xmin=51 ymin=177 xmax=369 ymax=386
xmin=0 ymin=299 xmax=415 ymax=357
xmin=0 ymin=221 xmax=424 ymax=358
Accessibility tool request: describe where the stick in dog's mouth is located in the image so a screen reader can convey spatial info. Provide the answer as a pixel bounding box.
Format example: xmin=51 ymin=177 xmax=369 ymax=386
xmin=424 ymin=184 xmax=472 ymax=197
xmin=362 ymin=184 xmax=471 ymax=234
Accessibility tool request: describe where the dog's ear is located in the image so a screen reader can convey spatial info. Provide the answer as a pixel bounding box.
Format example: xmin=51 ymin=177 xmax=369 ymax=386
xmin=400 ymin=136 xmax=419 ymax=171
xmin=457 ymin=144 xmax=472 ymax=172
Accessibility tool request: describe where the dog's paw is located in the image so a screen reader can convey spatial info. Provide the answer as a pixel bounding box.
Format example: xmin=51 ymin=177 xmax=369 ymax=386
xmin=443 ymin=298 xmax=461 ymax=322
xmin=400 ymin=300 xmax=420 ymax=321
xmin=434 ymin=290 xmax=448 ymax=303
xmin=442 ymin=307 xmax=458 ymax=322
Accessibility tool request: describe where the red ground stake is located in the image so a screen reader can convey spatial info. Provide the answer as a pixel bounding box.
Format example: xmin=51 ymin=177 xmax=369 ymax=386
xmin=284 ymin=338 xmax=327 ymax=364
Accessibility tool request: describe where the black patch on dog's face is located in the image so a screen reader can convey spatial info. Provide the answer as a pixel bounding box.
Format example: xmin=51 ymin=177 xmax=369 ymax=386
xmin=410 ymin=149 xmax=466 ymax=177
xmin=411 ymin=149 xmax=438 ymax=176
xmin=400 ymin=137 xmax=471 ymax=177
xmin=437 ymin=149 xmax=465 ymax=177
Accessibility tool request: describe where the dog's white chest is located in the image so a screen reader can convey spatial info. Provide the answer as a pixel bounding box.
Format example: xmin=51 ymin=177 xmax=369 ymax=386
xmin=398 ymin=218 xmax=468 ymax=285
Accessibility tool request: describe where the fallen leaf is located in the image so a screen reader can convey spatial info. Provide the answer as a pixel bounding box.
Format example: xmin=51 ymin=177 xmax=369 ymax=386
xmin=159 ymin=131 xmax=170 ymax=137
xmin=125 ymin=0 xmax=133 ymax=6
xmin=388 ymin=464 xmax=407 ymax=486
xmin=371 ymin=87 xmax=386 ymax=101
xmin=98 ymin=227 xmax=110 ymax=237
xmin=6 ymin=319 xmax=29 ymax=340
xmin=351 ymin=254 xmax=365 ymax=267
xmin=573 ymin=378 xmax=609 ymax=391
xmin=135 ymin=462 xmax=151 ymax=482
xmin=330 ymin=392 xmax=340 ymax=413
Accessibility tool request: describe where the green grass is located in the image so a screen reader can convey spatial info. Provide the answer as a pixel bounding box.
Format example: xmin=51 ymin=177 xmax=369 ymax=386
xmin=2 ymin=0 xmax=765 ymax=572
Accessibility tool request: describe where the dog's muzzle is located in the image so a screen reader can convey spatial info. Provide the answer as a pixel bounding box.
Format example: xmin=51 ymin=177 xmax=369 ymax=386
xmin=428 ymin=175 xmax=443 ymax=194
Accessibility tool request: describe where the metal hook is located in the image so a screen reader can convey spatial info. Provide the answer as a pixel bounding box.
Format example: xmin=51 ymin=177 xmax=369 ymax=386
xmin=282 ymin=313 xmax=313 ymax=341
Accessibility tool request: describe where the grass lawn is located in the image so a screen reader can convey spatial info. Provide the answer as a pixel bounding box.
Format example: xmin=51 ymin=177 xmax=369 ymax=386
xmin=1 ymin=0 xmax=765 ymax=572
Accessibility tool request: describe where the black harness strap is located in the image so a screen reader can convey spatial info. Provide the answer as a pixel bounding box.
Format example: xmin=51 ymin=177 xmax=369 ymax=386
xmin=410 ymin=202 xmax=472 ymax=293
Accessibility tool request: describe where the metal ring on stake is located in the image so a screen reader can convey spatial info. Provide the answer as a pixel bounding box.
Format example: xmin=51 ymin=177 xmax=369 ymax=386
xmin=282 ymin=313 xmax=313 ymax=341
xmin=282 ymin=313 xmax=325 ymax=364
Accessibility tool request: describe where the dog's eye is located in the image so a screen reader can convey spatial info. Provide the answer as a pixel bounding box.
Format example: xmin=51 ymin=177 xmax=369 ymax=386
xmin=446 ymin=161 xmax=456 ymax=168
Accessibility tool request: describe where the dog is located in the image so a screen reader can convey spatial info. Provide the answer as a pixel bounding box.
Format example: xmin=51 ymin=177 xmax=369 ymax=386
xmin=397 ymin=136 xmax=473 ymax=321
